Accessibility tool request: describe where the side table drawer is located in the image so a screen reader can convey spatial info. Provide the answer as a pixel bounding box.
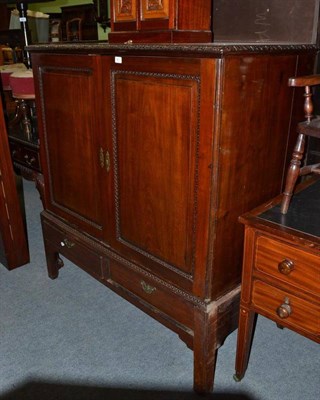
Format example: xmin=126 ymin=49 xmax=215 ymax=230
xmin=255 ymin=235 xmax=320 ymax=295
xmin=252 ymin=280 xmax=320 ymax=336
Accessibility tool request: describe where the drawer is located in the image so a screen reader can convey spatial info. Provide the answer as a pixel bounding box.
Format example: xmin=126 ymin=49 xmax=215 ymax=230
xmin=255 ymin=235 xmax=320 ymax=295
xmin=252 ymin=280 xmax=320 ymax=336
xmin=109 ymin=260 xmax=193 ymax=330
xmin=9 ymin=141 xmax=41 ymax=172
xmin=42 ymin=218 xmax=105 ymax=280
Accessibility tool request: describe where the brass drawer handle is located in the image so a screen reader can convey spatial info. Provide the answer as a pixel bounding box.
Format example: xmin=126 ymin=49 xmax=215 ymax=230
xmin=99 ymin=147 xmax=104 ymax=168
xmin=276 ymin=297 xmax=292 ymax=319
xmin=141 ymin=280 xmax=156 ymax=295
xmin=105 ymin=150 xmax=111 ymax=172
xmin=99 ymin=147 xmax=111 ymax=172
xmin=278 ymin=259 xmax=294 ymax=275
xmin=60 ymin=238 xmax=75 ymax=249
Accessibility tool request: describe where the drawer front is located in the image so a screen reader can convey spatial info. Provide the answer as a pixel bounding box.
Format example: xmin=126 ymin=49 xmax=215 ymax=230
xmin=109 ymin=260 xmax=193 ymax=330
xmin=252 ymin=280 xmax=320 ymax=336
xmin=42 ymin=218 xmax=105 ymax=280
xmin=255 ymin=235 xmax=320 ymax=295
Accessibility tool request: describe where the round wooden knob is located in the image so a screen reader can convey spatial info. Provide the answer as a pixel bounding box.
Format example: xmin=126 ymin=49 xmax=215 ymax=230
xmin=276 ymin=297 xmax=292 ymax=319
xmin=278 ymin=259 xmax=294 ymax=275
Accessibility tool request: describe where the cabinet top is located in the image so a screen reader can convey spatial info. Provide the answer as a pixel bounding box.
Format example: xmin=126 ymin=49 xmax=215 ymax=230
xmin=27 ymin=42 xmax=318 ymax=58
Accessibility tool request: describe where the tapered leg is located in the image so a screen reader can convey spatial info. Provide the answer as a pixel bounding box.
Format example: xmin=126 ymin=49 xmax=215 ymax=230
xmin=234 ymin=306 xmax=256 ymax=381
xmin=192 ymin=286 xmax=241 ymax=393
xmin=281 ymin=133 xmax=305 ymax=214
xmin=193 ymin=307 xmax=217 ymax=394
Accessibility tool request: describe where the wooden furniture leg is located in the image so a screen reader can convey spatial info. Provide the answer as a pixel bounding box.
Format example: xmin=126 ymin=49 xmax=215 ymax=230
xmin=193 ymin=286 xmax=241 ymax=393
xmin=281 ymin=133 xmax=305 ymax=214
xmin=234 ymin=306 xmax=256 ymax=381
xmin=193 ymin=306 xmax=217 ymax=393
xmin=43 ymin=239 xmax=64 ymax=279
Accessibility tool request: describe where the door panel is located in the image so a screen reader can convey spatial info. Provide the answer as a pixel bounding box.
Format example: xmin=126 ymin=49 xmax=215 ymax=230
xmin=141 ymin=0 xmax=170 ymax=20
xmin=113 ymin=0 xmax=137 ymax=22
xmin=108 ymin=57 xmax=216 ymax=294
xmin=114 ymin=74 xmax=197 ymax=273
xmin=34 ymin=55 xmax=107 ymax=239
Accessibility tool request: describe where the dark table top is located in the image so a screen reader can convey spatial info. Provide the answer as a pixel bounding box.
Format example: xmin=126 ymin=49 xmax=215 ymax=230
xmin=259 ymin=179 xmax=320 ymax=239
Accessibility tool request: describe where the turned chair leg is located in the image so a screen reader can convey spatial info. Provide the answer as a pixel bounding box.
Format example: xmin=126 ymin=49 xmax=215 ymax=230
xmin=281 ymin=133 xmax=305 ymax=214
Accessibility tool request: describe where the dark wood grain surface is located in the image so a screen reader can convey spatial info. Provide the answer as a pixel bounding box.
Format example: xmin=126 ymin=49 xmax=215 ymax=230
xmin=0 ymin=96 xmax=29 ymax=270
xmin=30 ymin=43 xmax=317 ymax=393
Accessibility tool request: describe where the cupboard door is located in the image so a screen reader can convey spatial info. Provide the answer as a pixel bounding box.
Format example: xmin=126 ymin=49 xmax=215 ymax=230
xmin=107 ymin=57 xmax=216 ymax=296
xmin=112 ymin=0 xmax=173 ymax=32
xmin=140 ymin=0 xmax=171 ymax=20
xmin=140 ymin=0 xmax=173 ymax=30
xmin=113 ymin=0 xmax=137 ymax=22
xmin=33 ymin=54 xmax=108 ymax=240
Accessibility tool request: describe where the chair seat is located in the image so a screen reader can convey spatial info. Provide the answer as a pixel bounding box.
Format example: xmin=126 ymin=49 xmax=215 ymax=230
xmin=0 ymin=63 xmax=27 ymax=90
xmin=9 ymin=69 xmax=35 ymax=98
xmin=297 ymin=116 xmax=320 ymax=138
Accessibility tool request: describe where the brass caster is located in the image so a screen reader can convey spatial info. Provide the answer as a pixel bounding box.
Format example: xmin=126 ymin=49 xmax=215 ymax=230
xmin=233 ymin=374 xmax=242 ymax=382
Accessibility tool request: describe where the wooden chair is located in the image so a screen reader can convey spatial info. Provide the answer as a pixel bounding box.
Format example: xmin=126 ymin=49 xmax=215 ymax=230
xmin=66 ymin=18 xmax=83 ymax=41
xmin=281 ymin=75 xmax=320 ymax=214
xmin=50 ymin=19 xmax=62 ymax=42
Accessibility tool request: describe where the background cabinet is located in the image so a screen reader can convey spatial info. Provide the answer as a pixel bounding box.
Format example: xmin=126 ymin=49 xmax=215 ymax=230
xmin=109 ymin=0 xmax=213 ymax=43
xmin=30 ymin=43 xmax=317 ymax=393
xmin=60 ymin=4 xmax=98 ymax=41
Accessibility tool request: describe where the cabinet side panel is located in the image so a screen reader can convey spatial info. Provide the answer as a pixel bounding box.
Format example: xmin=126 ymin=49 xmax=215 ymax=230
xmin=211 ymin=54 xmax=305 ymax=298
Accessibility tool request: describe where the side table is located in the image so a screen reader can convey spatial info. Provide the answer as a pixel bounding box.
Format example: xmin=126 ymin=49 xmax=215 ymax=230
xmin=234 ymin=179 xmax=320 ymax=381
